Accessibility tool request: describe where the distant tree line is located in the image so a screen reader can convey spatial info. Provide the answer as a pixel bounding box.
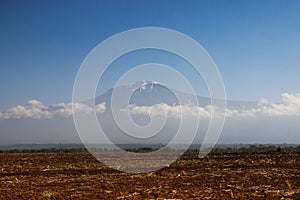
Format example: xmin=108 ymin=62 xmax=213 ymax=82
xmin=0 ymin=145 xmax=300 ymax=153
xmin=0 ymin=148 xmax=88 ymax=153
xmin=211 ymin=145 xmax=300 ymax=153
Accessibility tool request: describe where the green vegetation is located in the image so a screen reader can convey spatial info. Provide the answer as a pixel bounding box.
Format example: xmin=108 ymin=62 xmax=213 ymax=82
xmin=0 ymin=148 xmax=88 ymax=153
xmin=125 ymin=147 xmax=159 ymax=153
xmin=42 ymin=191 xmax=53 ymax=198
xmin=0 ymin=145 xmax=299 ymax=154
xmin=211 ymin=145 xmax=300 ymax=153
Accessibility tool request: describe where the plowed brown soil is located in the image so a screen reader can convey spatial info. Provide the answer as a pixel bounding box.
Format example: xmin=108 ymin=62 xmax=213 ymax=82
xmin=0 ymin=151 xmax=299 ymax=199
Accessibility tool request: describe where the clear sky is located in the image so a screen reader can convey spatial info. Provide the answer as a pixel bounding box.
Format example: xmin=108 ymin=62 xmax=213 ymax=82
xmin=1 ymin=0 xmax=300 ymax=110
xmin=1 ymin=0 xmax=300 ymax=145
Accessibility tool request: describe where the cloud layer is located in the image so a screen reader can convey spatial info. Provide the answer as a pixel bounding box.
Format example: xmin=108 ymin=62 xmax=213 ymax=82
xmin=0 ymin=100 xmax=106 ymax=119
xmin=125 ymin=93 xmax=300 ymax=119
xmin=1 ymin=93 xmax=299 ymax=120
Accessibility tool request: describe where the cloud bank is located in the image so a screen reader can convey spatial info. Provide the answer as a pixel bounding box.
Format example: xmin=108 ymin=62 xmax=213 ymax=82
xmin=1 ymin=93 xmax=299 ymax=120
xmin=125 ymin=93 xmax=300 ymax=119
xmin=0 ymin=100 xmax=106 ymax=119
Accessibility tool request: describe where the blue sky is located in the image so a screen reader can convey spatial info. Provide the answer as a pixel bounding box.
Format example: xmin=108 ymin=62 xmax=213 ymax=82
xmin=1 ymin=0 xmax=300 ymax=145
xmin=1 ymin=0 xmax=300 ymax=110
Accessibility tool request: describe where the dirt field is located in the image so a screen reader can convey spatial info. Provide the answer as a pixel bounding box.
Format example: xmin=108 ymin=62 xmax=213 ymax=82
xmin=0 ymin=151 xmax=299 ymax=199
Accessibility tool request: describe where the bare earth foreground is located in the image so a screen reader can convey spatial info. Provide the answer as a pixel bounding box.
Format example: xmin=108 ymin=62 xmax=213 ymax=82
xmin=0 ymin=151 xmax=299 ymax=199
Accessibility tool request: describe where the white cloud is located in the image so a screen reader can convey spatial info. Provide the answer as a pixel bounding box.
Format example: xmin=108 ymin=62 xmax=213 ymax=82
xmin=1 ymin=93 xmax=299 ymax=120
xmin=95 ymin=102 xmax=106 ymax=113
xmin=124 ymin=104 xmax=220 ymax=119
xmin=2 ymin=100 xmax=53 ymax=119
xmin=0 ymin=100 xmax=106 ymax=119
xmin=251 ymin=93 xmax=300 ymax=117
xmin=50 ymin=103 xmax=73 ymax=118
xmin=123 ymin=93 xmax=300 ymax=119
xmin=282 ymin=93 xmax=300 ymax=105
xmin=27 ymin=99 xmax=45 ymax=108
